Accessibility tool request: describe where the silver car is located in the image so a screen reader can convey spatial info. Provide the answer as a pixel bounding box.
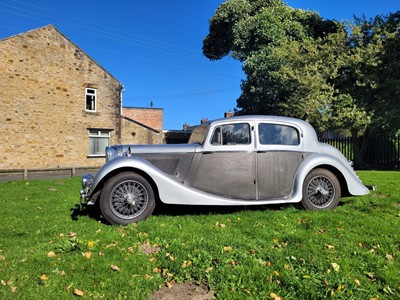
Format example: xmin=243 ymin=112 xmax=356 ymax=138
xmin=80 ymin=115 xmax=369 ymax=225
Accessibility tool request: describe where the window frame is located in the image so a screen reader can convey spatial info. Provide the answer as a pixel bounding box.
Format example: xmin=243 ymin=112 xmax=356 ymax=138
xmin=85 ymin=88 xmax=97 ymax=112
xmin=88 ymin=129 xmax=110 ymax=157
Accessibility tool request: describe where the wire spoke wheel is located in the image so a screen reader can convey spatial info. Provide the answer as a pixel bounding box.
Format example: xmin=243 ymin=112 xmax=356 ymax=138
xmin=307 ymin=176 xmax=335 ymax=208
xmin=110 ymin=180 xmax=148 ymax=219
xmin=100 ymin=172 xmax=156 ymax=225
xmin=302 ymin=168 xmax=340 ymax=210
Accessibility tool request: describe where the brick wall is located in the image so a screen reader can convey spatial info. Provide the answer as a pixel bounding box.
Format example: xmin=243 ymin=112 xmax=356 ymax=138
xmin=0 ymin=25 xmax=122 ymax=169
xmin=122 ymin=107 xmax=163 ymax=131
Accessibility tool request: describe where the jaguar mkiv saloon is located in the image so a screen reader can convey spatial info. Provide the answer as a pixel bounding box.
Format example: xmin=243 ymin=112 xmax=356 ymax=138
xmin=80 ymin=115 xmax=369 ymax=225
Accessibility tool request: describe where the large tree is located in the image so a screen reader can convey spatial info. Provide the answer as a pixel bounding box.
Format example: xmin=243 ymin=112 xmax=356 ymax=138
xmin=203 ymin=1 xmax=400 ymax=168
xmin=203 ymin=0 xmax=339 ymax=118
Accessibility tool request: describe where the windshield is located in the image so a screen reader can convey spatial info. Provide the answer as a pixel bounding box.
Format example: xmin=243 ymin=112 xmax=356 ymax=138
xmin=188 ymin=123 xmax=209 ymax=144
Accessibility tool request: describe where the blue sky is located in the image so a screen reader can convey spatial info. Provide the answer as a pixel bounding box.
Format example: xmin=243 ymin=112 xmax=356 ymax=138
xmin=1 ymin=1 xmax=398 ymax=130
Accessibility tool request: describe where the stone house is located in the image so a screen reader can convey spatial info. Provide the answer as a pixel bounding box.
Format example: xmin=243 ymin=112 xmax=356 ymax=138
xmin=0 ymin=25 xmax=163 ymax=174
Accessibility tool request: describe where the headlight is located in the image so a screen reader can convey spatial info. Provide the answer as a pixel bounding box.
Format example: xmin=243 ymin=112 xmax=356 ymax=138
xmin=105 ymin=146 xmax=118 ymax=162
xmin=82 ymin=174 xmax=94 ymax=190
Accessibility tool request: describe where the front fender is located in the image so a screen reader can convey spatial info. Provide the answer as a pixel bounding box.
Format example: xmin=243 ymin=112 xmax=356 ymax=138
xmin=293 ymin=153 xmax=369 ymax=199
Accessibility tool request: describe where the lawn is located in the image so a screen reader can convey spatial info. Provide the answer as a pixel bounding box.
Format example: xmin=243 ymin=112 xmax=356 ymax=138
xmin=0 ymin=171 xmax=399 ymax=299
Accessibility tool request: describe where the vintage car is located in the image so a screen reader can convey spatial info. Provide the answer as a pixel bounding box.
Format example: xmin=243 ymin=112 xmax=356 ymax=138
xmin=80 ymin=115 xmax=369 ymax=225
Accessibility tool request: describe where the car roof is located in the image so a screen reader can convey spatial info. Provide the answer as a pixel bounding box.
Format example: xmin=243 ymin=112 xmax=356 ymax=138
xmin=208 ymin=115 xmax=310 ymax=128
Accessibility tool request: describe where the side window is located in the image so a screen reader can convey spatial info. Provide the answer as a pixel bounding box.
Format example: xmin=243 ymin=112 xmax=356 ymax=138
xmin=88 ymin=129 xmax=110 ymax=156
xmin=85 ymin=88 xmax=97 ymax=112
xmin=211 ymin=123 xmax=251 ymax=145
xmin=258 ymin=124 xmax=300 ymax=145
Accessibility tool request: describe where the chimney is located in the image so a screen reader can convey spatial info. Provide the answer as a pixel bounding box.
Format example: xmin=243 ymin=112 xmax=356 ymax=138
xmin=224 ymin=111 xmax=234 ymax=118
xmin=183 ymin=123 xmax=190 ymax=130
xmin=201 ymin=118 xmax=208 ymax=124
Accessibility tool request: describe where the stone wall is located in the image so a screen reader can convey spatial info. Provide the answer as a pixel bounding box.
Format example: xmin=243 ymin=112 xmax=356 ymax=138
xmin=0 ymin=25 xmax=122 ymax=169
xmin=120 ymin=117 xmax=163 ymax=145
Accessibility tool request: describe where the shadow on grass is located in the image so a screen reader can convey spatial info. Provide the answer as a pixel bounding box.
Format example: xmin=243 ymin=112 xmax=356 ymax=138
xmin=70 ymin=204 xmax=107 ymax=224
xmin=70 ymin=201 xmax=295 ymax=224
xmin=71 ymin=199 xmax=353 ymax=224
xmin=152 ymin=202 xmax=295 ymax=218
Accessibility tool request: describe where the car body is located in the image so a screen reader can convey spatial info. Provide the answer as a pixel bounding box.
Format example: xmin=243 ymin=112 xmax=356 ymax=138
xmin=80 ymin=115 xmax=369 ymax=225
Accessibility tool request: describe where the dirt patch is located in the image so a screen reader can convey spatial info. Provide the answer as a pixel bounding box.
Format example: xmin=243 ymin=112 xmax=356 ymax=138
xmin=150 ymin=282 xmax=215 ymax=300
xmin=139 ymin=242 xmax=161 ymax=255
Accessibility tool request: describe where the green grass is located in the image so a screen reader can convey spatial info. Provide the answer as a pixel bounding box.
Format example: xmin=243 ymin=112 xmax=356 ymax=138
xmin=0 ymin=171 xmax=399 ymax=299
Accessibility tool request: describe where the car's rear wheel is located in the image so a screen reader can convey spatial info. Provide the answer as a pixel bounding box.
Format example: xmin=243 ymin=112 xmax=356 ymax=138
xmin=301 ymin=168 xmax=340 ymax=210
xmin=100 ymin=172 xmax=155 ymax=225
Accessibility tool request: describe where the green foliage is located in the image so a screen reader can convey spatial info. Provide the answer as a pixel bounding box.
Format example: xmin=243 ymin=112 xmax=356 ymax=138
xmin=203 ymin=1 xmax=400 ymax=138
xmin=0 ymin=174 xmax=400 ymax=299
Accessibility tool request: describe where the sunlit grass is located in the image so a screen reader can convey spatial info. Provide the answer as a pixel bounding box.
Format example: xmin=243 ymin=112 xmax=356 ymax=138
xmin=0 ymin=171 xmax=399 ymax=299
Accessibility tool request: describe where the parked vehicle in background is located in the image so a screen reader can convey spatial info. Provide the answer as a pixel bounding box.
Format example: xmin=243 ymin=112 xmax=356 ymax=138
xmin=80 ymin=115 xmax=369 ymax=225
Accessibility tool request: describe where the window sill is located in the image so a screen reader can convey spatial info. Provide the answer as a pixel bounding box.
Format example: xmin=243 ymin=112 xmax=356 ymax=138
xmin=87 ymin=155 xmax=105 ymax=158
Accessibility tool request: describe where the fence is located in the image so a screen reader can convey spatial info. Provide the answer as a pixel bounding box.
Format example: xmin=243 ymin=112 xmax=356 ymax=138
xmin=0 ymin=167 xmax=99 ymax=182
xmin=319 ymin=135 xmax=400 ymax=169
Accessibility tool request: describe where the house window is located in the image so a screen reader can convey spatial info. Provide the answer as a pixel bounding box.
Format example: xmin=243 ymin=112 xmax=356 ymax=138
xmin=88 ymin=129 xmax=110 ymax=156
xmin=85 ymin=88 xmax=97 ymax=112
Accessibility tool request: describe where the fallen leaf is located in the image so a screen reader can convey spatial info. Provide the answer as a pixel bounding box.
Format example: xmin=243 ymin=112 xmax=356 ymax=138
xmin=47 ymin=251 xmax=56 ymax=257
xmin=337 ymin=284 xmax=344 ymax=291
xmin=182 ymin=260 xmax=192 ymax=268
xmin=0 ymin=255 xmax=5 ymax=260
xmin=386 ymin=254 xmax=393 ymax=261
xmin=144 ymin=274 xmax=153 ymax=279
xmin=326 ymin=244 xmax=335 ymax=250
xmin=1 ymin=280 xmax=6 ymax=286
xmin=331 ymin=263 xmax=340 ymax=273
xmin=355 ymin=279 xmax=361 ymax=286
xmin=40 ymin=274 xmax=49 ymax=281
xmin=153 ymin=268 xmax=160 ymax=273
xmin=68 ymin=232 xmax=77 ymax=238
xmin=74 ymin=288 xmax=84 ymax=297
xmin=165 ymin=253 xmax=175 ymax=261
xmin=111 ymin=265 xmax=120 ymax=271
xmin=270 ymin=292 xmax=282 ymax=300
xmin=11 ymin=286 xmax=17 ymax=293
xmin=60 ymin=270 xmax=66 ymax=276
xmin=167 ymin=280 xmax=175 ymax=288
xmin=84 ymin=252 xmax=92 ymax=259
xmin=223 ymin=246 xmax=232 ymax=252
xmin=106 ymin=243 xmax=117 ymax=248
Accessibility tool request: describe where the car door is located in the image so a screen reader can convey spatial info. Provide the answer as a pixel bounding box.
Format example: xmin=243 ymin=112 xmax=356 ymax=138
xmin=256 ymin=122 xmax=304 ymax=200
xmin=191 ymin=121 xmax=256 ymax=200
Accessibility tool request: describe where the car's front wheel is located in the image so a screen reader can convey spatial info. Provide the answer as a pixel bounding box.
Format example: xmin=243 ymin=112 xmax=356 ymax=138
xmin=100 ymin=172 xmax=155 ymax=225
xmin=301 ymin=168 xmax=340 ymax=210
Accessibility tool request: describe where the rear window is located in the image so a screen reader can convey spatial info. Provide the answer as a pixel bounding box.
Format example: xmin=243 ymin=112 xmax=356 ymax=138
xmin=258 ymin=123 xmax=300 ymax=145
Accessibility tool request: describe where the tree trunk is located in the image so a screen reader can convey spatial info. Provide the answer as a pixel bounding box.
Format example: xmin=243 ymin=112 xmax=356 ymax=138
xmin=351 ymin=128 xmax=369 ymax=169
